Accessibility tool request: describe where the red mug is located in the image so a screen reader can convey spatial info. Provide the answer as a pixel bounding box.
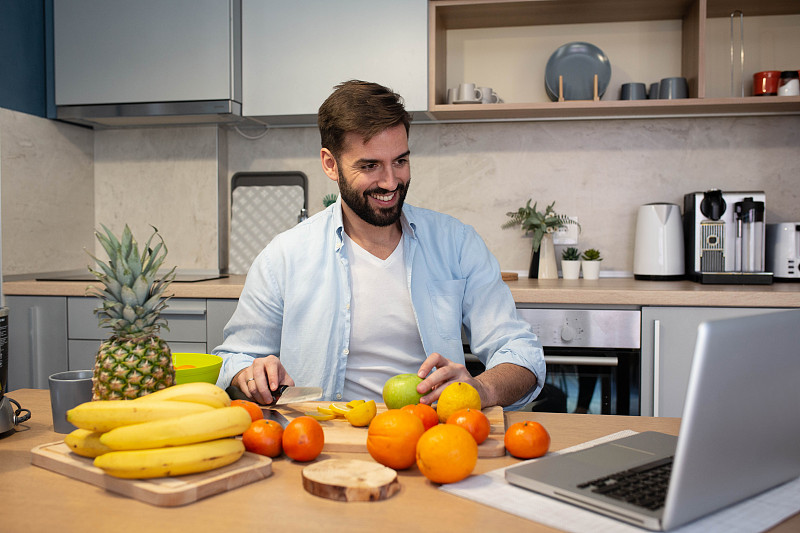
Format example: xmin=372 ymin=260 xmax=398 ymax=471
xmin=753 ymin=71 xmax=781 ymax=96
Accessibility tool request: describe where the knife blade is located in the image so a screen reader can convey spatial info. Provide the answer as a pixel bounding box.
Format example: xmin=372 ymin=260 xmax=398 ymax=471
xmin=225 ymin=384 xmax=323 ymax=406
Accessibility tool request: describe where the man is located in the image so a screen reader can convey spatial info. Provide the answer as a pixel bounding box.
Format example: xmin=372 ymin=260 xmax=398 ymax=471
xmin=215 ymin=80 xmax=544 ymax=410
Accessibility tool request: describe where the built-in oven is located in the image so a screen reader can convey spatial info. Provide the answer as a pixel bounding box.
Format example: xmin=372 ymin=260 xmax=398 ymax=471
xmin=515 ymin=306 xmax=642 ymax=415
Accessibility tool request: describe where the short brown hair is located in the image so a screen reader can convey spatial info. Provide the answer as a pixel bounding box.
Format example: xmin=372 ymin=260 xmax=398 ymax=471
xmin=318 ymin=80 xmax=411 ymax=159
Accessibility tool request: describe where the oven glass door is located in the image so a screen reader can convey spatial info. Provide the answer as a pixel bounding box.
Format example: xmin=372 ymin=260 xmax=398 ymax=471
xmin=527 ymin=347 xmax=640 ymax=415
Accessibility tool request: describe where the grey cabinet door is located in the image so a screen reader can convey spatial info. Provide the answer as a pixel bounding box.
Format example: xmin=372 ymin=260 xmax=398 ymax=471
xmin=242 ymin=0 xmax=428 ymax=118
xmin=206 ymin=299 xmax=239 ymax=352
xmin=6 ymin=296 xmax=68 ymax=390
xmin=641 ymin=306 xmax=785 ymax=417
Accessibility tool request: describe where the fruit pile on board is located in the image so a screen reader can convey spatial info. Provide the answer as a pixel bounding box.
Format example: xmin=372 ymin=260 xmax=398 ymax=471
xmin=64 ymin=382 xmax=252 ymax=479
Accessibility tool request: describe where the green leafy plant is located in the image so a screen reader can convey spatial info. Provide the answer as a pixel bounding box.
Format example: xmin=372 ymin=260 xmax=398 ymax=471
xmin=581 ymin=248 xmax=602 ymax=261
xmin=561 ymin=247 xmax=580 ymax=261
xmin=322 ymin=193 xmax=338 ymax=208
xmin=502 ymin=200 xmax=581 ymax=253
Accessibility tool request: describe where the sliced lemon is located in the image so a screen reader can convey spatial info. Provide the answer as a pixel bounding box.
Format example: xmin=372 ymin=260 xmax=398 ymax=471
xmin=329 ymin=403 xmax=351 ymax=416
xmin=305 ymin=411 xmax=336 ymax=421
xmin=316 ymin=406 xmax=335 ymax=415
xmin=344 ymin=400 xmax=377 ymax=427
xmin=346 ymin=399 xmax=366 ymax=408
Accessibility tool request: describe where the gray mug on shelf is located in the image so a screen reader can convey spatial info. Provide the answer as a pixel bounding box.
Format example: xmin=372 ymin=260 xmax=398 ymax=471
xmin=648 ymin=82 xmax=660 ymax=99
xmin=48 ymin=370 xmax=93 ymax=433
xmin=659 ymin=77 xmax=689 ymax=99
xmin=621 ymin=82 xmax=647 ymax=100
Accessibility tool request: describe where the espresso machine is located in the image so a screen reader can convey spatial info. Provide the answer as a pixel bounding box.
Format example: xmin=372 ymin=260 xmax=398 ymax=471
xmin=683 ymin=190 xmax=772 ymax=284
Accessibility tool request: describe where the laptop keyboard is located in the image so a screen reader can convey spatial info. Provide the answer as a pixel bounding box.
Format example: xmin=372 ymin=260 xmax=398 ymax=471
xmin=576 ymin=456 xmax=674 ymax=511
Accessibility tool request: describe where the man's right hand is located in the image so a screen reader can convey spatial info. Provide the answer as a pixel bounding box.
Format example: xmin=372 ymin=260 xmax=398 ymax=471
xmin=232 ymin=355 xmax=295 ymax=405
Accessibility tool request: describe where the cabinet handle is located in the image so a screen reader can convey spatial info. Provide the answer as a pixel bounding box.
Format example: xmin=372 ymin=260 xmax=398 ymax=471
xmin=544 ymin=356 xmax=618 ymax=367
xmin=653 ymin=319 xmax=661 ymax=417
xmin=29 ymin=306 xmax=43 ymax=388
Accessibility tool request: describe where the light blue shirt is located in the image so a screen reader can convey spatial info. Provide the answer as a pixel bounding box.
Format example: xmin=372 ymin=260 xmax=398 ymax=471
xmin=214 ymin=199 xmax=545 ymax=410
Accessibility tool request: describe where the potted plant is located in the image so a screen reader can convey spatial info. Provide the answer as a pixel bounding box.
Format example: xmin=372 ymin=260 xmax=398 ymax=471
xmin=323 ymin=193 xmax=338 ymax=208
xmin=561 ymin=247 xmax=581 ymax=280
xmin=502 ymin=200 xmax=580 ymax=279
xmin=581 ymin=248 xmax=603 ymax=280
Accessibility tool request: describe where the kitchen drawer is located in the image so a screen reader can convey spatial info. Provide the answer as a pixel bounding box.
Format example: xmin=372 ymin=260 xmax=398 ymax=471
xmin=68 ymin=297 xmax=207 ymax=342
xmin=69 ymin=339 xmax=208 ymax=371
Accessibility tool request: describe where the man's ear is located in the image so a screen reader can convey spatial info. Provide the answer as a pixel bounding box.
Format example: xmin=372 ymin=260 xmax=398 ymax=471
xmin=320 ymin=148 xmax=339 ymax=182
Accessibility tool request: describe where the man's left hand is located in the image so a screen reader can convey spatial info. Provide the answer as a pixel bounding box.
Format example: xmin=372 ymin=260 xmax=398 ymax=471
xmin=415 ymin=352 xmax=489 ymax=407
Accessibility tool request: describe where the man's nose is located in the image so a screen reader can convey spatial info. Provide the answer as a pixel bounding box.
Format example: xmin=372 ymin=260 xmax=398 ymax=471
xmin=377 ymin=165 xmax=401 ymax=190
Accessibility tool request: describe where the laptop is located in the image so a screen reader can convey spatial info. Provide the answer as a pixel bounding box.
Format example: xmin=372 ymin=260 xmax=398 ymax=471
xmin=505 ymin=309 xmax=800 ymax=531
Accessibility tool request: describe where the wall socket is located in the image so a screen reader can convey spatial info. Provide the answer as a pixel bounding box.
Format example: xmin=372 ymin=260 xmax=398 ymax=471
xmin=553 ymin=216 xmax=579 ymax=245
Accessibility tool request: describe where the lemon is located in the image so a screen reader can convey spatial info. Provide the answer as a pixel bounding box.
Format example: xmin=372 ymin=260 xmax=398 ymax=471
xmin=316 ymin=406 xmax=335 ymax=415
xmin=346 ymin=399 xmax=366 ymax=408
xmin=329 ymin=403 xmax=351 ymax=416
xmin=436 ymin=382 xmax=481 ymax=423
xmin=345 ymin=400 xmax=377 ymax=427
xmin=305 ymin=411 xmax=336 ymax=421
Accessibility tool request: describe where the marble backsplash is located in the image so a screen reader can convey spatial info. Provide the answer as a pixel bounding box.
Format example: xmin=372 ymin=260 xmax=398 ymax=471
xmin=2 ymin=108 xmax=799 ymax=277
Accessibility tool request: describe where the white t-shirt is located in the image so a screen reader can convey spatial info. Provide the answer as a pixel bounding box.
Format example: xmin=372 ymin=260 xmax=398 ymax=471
xmin=342 ymin=231 xmax=427 ymax=401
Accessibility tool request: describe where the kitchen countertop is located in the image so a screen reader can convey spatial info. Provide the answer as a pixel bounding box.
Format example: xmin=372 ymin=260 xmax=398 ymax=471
xmin=4 ymin=275 xmax=800 ymax=307
xmin=3 ymin=389 xmax=797 ymax=532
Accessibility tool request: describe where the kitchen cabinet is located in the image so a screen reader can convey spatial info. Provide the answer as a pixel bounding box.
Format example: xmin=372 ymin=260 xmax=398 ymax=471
xmin=242 ymin=0 xmax=428 ymax=125
xmin=5 ymin=296 xmax=68 ymax=391
xmin=641 ymin=306 xmax=786 ymax=417
xmin=207 ymin=298 xmax=239 ymax=352
xmin=428 ymin=0 xmax=800 ymax=121
xmin=52 ymin=0 xmax=242 ymax=127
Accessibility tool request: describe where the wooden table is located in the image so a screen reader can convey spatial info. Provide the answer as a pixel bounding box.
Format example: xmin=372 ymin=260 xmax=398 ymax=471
xmin=1 ymin=390 xmax=796 ymax=533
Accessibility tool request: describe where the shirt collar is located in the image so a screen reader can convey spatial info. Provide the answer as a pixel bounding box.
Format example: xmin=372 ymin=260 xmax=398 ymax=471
xmin=333 ymin=197 xmax=418 ymax=250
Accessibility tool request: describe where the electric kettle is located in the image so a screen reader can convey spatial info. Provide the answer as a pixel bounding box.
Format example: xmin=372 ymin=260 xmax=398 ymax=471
xmin=633 ymin=203 xmax=685 ymax=280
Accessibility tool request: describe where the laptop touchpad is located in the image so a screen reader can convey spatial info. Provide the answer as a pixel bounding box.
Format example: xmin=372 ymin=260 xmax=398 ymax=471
xmin=572 ymin=443 xmax=656 ymax=470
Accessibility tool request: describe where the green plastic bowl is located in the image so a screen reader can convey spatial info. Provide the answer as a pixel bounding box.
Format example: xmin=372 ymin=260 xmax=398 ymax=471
xmin=172 ymin=353 xmax=222 ymax=385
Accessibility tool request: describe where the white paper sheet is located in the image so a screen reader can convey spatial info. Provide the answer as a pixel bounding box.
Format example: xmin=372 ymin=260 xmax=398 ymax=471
xmin=442 ymin=431 xmax=800 ymax=533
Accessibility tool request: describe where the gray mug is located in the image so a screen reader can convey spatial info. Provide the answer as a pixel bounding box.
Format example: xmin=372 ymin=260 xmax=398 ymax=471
xmin=620 ymin=83 xmax=647 ymax=100
xmin=648 ymin=82 xmax=660 ymax=99
xmin=48 ymin=370 xmax=93 ymax=433
xmin=659 ymin=77 xmax=689 ymax=99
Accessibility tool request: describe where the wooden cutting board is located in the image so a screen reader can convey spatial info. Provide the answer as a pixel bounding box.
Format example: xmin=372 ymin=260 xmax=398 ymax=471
xmin=31 ymin=441 xmax=272 ymax=507
xmin=276 ymin=402 xmax=506 ymax=457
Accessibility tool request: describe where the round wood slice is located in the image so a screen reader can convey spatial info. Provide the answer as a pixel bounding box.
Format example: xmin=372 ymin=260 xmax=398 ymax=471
xmin=302 ymin=459 xmax=400 ymax=502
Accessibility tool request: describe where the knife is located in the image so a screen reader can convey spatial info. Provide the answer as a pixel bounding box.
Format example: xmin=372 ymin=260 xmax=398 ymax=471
xmin=225 ymin=384 xmax=323 ymax=406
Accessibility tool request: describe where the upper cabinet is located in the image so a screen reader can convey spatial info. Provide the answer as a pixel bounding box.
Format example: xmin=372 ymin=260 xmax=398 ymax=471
xmin=428 ymin=0 xmax=800 ymax=121
xmin=241 ymin=0 xmax=429 ymax=125
xmin=53 ymin=0 xmax=242 ymax=127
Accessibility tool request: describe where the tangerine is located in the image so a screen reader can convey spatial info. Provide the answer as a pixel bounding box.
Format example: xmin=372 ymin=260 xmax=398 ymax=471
xmin=401 ymin=403 xmax=439 ymax=430
xmin=436 ymin=382 xmax=481 ymax=423
xmin=230 ymin=399 xmax=264 ymax=422
xmin=242 ymin=419 xmax=283 ymax=457
xmin=282 ymin=416 xmax=325 ymax=462
xmin=504 ymin=421 xmax=550 ymax=459
xmin=416 ymin=424 xmax=478 ymax=484
xmin=366 ymin=410 xmax=425 ymax=470
xmin=446 ymin=408 xmax=490 ymax=445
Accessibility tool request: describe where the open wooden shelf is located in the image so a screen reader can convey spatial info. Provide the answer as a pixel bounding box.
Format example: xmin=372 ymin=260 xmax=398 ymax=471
xmin=428 ymin=0 xmax=800 ymax=121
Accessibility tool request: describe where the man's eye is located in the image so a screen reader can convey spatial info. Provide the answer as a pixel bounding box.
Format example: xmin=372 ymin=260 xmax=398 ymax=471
xmin=394 ymin=158 xmax=409 ymax=167
xmin=361 ymin=163 xmax=379 ymax=171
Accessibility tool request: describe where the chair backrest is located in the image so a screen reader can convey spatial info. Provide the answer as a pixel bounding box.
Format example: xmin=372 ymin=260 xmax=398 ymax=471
xmin=229 ymin=171 xmax=308 ymax=275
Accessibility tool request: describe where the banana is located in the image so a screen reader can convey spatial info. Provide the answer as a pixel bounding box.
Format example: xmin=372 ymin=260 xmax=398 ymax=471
xmin=134 ymin=382 xmax=231 ymax=409
xmin=94 ymin=438 xmax=245 ymax=479
xmin=64 ymin=428 xmax=114 ymax=458
xmin=100 ymin=406 xmax=252 ymax=450
xmin=67 ymin=400 xmax=214 ymax=432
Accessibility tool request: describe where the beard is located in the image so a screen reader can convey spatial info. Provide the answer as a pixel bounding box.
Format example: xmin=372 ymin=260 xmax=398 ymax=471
xmin=337 ymin=167 xmax=410 ymax=227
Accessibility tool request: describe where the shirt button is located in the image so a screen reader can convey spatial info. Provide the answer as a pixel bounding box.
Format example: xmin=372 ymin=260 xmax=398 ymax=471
xmin=343 ymin=349 xmax=349 ymax=355
xmin=336 ymin=393 xmax=342 ymax=400
xmin=346 ymin=304 xmax=350 ymax=310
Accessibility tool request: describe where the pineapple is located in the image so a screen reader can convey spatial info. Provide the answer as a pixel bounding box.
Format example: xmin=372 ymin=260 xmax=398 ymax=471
xmin=87 ymin=224 xmax=176 ymax=400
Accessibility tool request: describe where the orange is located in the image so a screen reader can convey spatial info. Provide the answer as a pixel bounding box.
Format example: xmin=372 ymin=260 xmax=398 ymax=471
xmin=282 ymin=416 xmax=325 ymax=462
xmin=504 ymin=421 xmax=550 ymax=459
xmin=230 ymin=399 xmax=263 ymax=422
xmin=242 ymin=419 xmax=283 ymax=457
xmin=416 ymin=424 xmax=478 ymax=484
xmin=401 ymin=403 xmax=439 ymax=431
xmin=446 ymin=408 xmax=490 ymax=445
xmin=366 ymin=410 xmax=425 ymax=470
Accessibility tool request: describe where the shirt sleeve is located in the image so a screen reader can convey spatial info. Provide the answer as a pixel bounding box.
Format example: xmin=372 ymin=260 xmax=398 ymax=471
xmin=458 ymin=225 xmax=546 ymax=410
xmin=213 ymin=246 xmax=285 ymax=389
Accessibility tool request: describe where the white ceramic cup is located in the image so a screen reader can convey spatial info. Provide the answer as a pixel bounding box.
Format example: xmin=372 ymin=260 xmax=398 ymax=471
xmin=457 ymin=83 xmax=482 ymax=102
xmin=479 ymin=86 xmax=498 ymax=103
xmin=446 ymin=87 xmax=456 ymax=104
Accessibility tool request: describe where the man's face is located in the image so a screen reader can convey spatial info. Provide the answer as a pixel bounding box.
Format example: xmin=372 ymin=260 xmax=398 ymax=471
xmin=330 ymin=124 xmax=411 ymax=227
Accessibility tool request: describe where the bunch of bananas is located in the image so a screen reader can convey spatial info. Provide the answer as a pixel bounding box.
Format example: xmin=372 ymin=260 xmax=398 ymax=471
xmin=64 ymin=382 xmax=252 ymax=479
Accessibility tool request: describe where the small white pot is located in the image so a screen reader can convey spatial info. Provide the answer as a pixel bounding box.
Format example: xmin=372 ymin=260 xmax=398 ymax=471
xmin=561 ymin=260 xmax=581 ymax=280
xmin=581 ymin=260 xmax=601 ymax=280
